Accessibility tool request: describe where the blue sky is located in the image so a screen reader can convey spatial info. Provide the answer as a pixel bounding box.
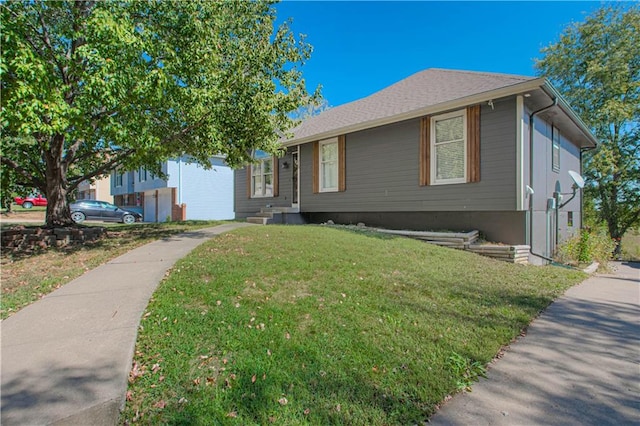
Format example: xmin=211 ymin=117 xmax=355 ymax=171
xmin=276 ymin=1 xmax=606 ymax=107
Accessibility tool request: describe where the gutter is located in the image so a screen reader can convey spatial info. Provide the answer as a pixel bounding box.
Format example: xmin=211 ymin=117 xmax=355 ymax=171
xmin=541 ymin=80 xmax=598 ymax=148
xmin=528 ymin=97 xmax=558 ymax=263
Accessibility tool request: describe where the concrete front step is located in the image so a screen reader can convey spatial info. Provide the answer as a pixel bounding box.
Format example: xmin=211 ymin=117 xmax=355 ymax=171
xmin=260 ymin=206 xmax=299 ymax=214
xmin=247 ymin=217 xmax=270 ymax=225
xmin=246 ymin=206 xmax=304 ymax=226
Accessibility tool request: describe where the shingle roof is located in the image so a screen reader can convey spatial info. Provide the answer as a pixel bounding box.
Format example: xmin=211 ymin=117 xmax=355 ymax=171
xmin=288 ymin=68 xmax=537 ymax=143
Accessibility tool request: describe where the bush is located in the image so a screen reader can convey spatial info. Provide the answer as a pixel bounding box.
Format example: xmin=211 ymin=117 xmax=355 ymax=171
xmin=555 ymin=228 xmax=615 ymax=267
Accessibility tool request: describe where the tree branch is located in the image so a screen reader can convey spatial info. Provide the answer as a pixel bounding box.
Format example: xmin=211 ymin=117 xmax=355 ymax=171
xmin=157 ymin=112 xmax=212 ymax=146
xmin=0 ymin=156 xmax=46 ymax=191
xmin=66 ymin=148 xmax=134 ymax=192
xmin=35 ymin=7 xmax=72 ymax=87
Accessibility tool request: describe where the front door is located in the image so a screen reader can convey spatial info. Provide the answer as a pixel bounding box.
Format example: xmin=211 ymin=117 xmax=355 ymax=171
xmin=292 ymin=149 xmax=299 ymax=208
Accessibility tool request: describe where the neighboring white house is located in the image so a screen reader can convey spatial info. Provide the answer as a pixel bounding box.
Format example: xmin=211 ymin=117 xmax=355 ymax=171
xmin=111 ymin=156 xmax=234 ymax=222
xmin=77 ymin=176 xmax=112 ymax=203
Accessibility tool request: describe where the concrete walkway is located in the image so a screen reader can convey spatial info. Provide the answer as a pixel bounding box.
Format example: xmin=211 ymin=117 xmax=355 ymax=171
xmin=430 ymin=262 xmax=640 ymax=426
xmin=1 ymin=223 xmax=254 ymax=425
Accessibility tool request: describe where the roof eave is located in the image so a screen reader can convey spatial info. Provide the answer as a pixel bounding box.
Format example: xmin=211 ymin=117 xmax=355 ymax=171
xmin=282 ymin=78 xmax=548 ymax=147
xmin=541 ymin=80 xmax=598 ymax=149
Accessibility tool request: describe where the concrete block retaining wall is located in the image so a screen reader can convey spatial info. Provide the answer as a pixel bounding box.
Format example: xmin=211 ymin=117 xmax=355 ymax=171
xmin=1 ymin=227 xmax=106 ymax=252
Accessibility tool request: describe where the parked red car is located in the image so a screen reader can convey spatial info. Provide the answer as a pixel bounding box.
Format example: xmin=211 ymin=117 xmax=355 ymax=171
xmin=14 ymin=194 xmax=48 ymax=209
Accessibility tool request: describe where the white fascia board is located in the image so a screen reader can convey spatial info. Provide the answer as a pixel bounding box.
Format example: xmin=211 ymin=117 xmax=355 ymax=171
xmin=281 ymin=79 xmax=547 ymax=147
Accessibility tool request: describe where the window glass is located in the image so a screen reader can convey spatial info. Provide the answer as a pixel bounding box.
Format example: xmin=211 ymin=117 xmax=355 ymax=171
xmin=264 ymin=173 xmax=273 ymax=196
xmin=432 ymin=111 xmax=466 ymax=183
xmin=435 ymin=116 xmax=463 ymax=143
xmin=435 ymin=140 xmax=465 ymax=180
xmin=552 ymin=127 xmax=561 ymax=172
xmin=320 ymin=140 xmax=338 ymax=191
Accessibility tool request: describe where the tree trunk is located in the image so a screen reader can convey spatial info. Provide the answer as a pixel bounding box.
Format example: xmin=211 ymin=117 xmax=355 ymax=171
xmin=44 ymin=135 xmax=75 ymax=227
xmin=607 ymin=220 xmax=623 ymax=259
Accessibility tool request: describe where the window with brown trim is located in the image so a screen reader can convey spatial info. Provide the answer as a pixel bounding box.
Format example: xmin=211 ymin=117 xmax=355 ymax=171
xmin=420 ymin=105 xmax=480 ymax=186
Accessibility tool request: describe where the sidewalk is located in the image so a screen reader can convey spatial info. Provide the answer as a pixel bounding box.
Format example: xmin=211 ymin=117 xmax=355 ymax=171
xmin=429 ymin=262 xmax=640 ymax=426
xmin=1 ymin=223 xmax=254 ymax=425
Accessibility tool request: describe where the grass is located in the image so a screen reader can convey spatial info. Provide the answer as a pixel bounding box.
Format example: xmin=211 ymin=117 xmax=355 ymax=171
xmin=2 ymin=204 xmax=47 ymax=213
xmin=121 ymin=225 xmax=586 ymax=425
xmin=0 ymin=221 xmax=223 ymax=319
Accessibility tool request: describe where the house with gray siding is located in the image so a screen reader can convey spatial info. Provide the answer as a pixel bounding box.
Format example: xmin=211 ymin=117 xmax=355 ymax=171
xmin=235 ymin=69 xmax=597 ymax=263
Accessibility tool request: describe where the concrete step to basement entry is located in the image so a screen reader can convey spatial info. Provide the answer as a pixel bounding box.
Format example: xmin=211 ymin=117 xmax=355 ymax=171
xmin=246 ymin=216 xmax=270 ymax=225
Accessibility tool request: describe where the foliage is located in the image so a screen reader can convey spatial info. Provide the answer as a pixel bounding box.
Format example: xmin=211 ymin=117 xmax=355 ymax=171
xmin=0 ymin=0 xmax=318 ymax=226
xmin=290 ymin=96 xmax=331 ymax=120
xmin=535 ymin=5 xmax=640 ymax=255
xmin=555 ymin=227 xmax=616 ymax=267
xmin=447 ymin=352 xmax=487 ymax=392
xmin=122 ymin=226 xmax=585 ymax=424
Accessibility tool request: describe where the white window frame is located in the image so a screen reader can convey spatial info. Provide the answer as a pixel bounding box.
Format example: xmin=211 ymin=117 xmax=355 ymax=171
xmin=251 ymin=154 xmax=273 ymax=198
xmin=114 ymin=172 xmax=123 ymax=187
xmin=430 ymin=109 xmax=467 ymax=185
xmin=319 ymin=137 xmax=339 ymax=192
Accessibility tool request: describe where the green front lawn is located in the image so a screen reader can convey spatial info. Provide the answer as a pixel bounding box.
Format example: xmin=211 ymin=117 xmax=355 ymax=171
xmin=122 ymin=225 xmax=585 ymax=425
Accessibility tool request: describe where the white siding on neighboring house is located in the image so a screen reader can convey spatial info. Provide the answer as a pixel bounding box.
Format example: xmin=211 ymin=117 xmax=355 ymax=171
xmin=111 ymin=157 xmax=234 ymax=223
xmin=167 ymin=157 xmax=234 ymax=220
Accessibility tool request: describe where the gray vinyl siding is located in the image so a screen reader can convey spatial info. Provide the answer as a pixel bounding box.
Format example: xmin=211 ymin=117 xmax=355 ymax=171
xmin=529 ymin=115 xmax=583 ymax=257
xmin=234 ymin=147 xmax=295 ymax=217
xmin=300 ymin=98 xmax=518 ymax=213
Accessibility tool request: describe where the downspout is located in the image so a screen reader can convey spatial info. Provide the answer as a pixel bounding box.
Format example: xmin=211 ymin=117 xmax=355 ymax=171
xmin=528 ymin=97 xmax=557 ymax=263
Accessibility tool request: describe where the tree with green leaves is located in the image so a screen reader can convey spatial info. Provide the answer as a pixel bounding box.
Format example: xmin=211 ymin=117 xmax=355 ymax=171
xmin=536 ymin=4 xmax=640 ymax=256
xmin=1 ymin=0 xmax=318 ymax=227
